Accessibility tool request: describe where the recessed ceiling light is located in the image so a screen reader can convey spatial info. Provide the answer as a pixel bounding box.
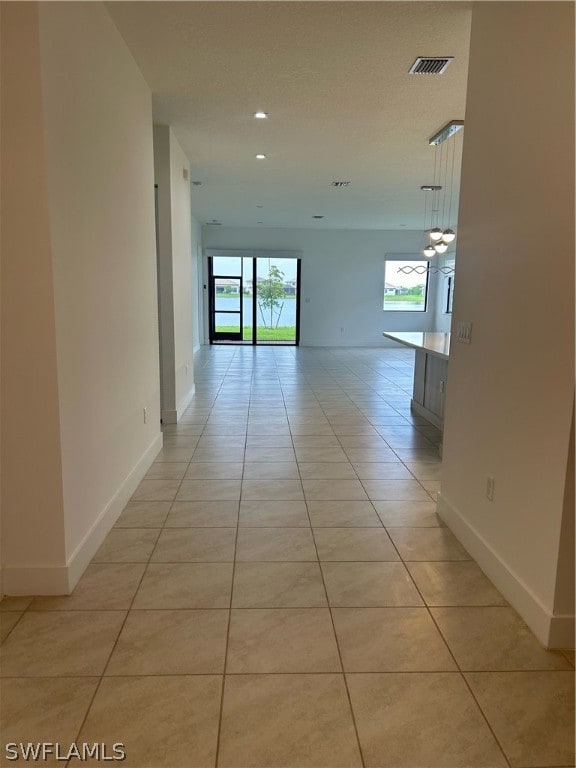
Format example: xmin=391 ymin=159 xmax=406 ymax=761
xmin=255 ymin=154 xmax=267 ymax=160
xmin=313 ymin=215 xmax=324 ymax=219
xmin=254 ymin=111 xmax=268 ymax=119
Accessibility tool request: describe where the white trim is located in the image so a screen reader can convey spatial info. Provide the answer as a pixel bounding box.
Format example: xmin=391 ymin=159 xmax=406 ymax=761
xmin=437 ymin=492 xmax=575 ymax=649
xmin=66 ymin=432 xmax=163 ymax=592
xmin=1 ymin=433 xmax=163 ymax=596
xmin=410 ymin=399 xmax=444 ymax=430
xmin=300 ymin=340 xmax=401 ymax=348
xmin=176 ymin=383 xmax=195 ymax=421
xmin=547 ymin=615 xmax=576 ymax=650
xmin=162 ymin=409 xmax=178 ymax=424
xmin=2 ymin=565 xmax=70 ymax=596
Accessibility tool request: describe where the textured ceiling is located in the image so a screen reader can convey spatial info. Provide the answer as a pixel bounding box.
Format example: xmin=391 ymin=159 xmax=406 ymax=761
xmin=107 ymin=2 xmax=472 ymax=229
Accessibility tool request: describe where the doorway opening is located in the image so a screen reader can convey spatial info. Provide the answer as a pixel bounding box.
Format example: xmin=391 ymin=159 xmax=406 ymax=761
xmin=208 ymin=254 xmax=301 ymax=345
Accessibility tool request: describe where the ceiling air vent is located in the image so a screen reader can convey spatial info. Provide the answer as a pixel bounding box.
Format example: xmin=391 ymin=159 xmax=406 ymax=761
xmin=409 ymin=57 xmax=453 ymax=75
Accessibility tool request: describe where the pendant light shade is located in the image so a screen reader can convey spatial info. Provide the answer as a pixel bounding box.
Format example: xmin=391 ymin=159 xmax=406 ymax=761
xmin=429 ymin=227 xmax=443 ymax=241
xmin=423 ymin=244 xmax=436 ymax=258
xmin=442 ymin=228 xmax=456 ymax=243
xmin=434 ymin=240 xmax=448 ymax=254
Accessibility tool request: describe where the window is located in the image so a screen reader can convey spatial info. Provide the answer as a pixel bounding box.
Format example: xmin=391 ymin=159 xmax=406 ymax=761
xmin=446 ymin=276 xmax=454 ymax=313
xmin=383 ymin=259 xmax=429 ymax=312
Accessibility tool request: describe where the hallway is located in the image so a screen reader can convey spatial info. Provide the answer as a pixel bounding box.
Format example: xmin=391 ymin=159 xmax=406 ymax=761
xmin=1 ymin=346 xmax=574 ymax=767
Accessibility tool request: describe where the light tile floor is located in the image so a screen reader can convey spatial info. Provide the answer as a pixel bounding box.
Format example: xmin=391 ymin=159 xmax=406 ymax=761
xmin=1 ymin=346 xmax=574 ymax=768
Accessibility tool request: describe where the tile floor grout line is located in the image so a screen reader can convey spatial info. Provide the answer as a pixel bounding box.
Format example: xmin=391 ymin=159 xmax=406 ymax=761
xmin=66 ymin=385 xmax=217 ymax=764
xmin=214 ymin=351 xmax=246 ymax=768
xmin=296 ymin=436 xmax=368 ymax=768
xmin=66 ymin=506 xmax=162 ymax=768
xmin=3 ymin=667 xmax=572 ymax=679
xmin=5 ymin=346 xmax=572 ymax=768
xmin=0 ymin=605 xmax=31 ymax=646
xmin=387 ymin=528 xmax=515 ymax=768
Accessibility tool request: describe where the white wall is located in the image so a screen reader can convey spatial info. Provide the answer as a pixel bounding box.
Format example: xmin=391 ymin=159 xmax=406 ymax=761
xmin=170 ymin=133 xmax=195 ymax=412
xmin=191 ymin=216 xmax=203 ymax=352
xmin=153 ymin=125 xmax=176 ymax=420
xmin=438 ymin=2 xmax=574 ymax=648
xmin=39 ymin=2 xmax=163 ymax=585
xmin=154 ymin=125 xmax=196 ymax=421
xmin=1 ymin=3 xmax=67 ymax=594
xmin=202 ymin=227 xmax=444 ymax=345
xmin=1 ymin=2 xmax=163 ymax=595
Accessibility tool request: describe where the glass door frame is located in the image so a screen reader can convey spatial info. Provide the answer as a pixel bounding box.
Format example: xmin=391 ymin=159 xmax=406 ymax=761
xmin=207 ymin=253 xmax=301 ymax=346
xmin=207 ymin=260 xmax=244 ymax=342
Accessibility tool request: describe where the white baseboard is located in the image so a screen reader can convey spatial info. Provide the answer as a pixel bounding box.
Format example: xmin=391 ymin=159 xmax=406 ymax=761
xmin=1 ymin=565 xmax=71 ymax=596
xmin=65 ymin=432 xmax=163 ymax=592
xmin=176 ymin=383 xmax=196 ymax=421
xmin=410 ymin=399 xmax=444 ymax=430
xmin=300 ymin=340 xmax=401 ymax=348
xmin=547 ymin=615 xmax=575 ymax=649
xmin=437 ymin=492 xmax=575 ymax=649
xmin=162 ymin=409 xmax=178 ymax=424
xmin=1 ymin=433 xmax=163 ymax=597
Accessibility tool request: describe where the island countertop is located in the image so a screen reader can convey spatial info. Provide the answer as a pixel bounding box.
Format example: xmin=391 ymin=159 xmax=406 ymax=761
xmin=382 ymin=331 xmax=451 ymax=360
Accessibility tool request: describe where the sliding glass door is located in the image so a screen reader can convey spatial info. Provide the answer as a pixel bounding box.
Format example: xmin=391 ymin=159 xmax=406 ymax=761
xmin=208 ymin=253 xmax=300 ymax=345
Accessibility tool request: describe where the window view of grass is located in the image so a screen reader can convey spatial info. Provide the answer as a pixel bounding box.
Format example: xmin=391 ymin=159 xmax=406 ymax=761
xmin=214 ymin=325 xmax=296 ymax=342
xmin=383 ymin=259 xmax=429 ymax=312
xmin=212 ymin=256 xmax=298 ymax=343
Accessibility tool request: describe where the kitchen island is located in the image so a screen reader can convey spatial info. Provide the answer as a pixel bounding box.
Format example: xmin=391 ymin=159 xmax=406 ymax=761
xmin=383 ymin=331 xmax=450 ymax=430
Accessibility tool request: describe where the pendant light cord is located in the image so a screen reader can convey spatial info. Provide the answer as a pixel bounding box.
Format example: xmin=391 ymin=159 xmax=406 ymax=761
xmin=447 ymin=132 xmax=457 ymax=228
xmin=442 ymin=137 xmax=449 ymax=231
xmin=432 ymin=146 xmax=438 ymax=230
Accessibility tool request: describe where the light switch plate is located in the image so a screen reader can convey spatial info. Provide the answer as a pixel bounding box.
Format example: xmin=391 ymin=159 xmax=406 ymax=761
xmin=457 ymin=321 xmax=472 ymax=344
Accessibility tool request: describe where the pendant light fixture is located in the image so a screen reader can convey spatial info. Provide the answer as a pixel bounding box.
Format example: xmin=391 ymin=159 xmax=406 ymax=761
xmin=429 ymin=227 xmax=443 ymax=241
xmin=420 ymin=175 xmax=440 ymax=258
xmin=441 ymin=127 xmax=458 ymax=243
xmin=421 ymin=120 xmax=463 ymax=253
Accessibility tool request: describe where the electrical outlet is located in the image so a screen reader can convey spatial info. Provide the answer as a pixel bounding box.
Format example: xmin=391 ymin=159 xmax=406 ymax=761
xmin=486 ymin=476 xmax=495 ymax=501
xmin=457 ymin=321 xmax=472 ymax=344
xmin=143 ymin=407 xmax=148 ymax=424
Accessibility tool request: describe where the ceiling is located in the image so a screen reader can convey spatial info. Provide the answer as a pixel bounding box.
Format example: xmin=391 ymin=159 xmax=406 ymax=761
xmin=107 ymin=2 xmax=472 ymax=230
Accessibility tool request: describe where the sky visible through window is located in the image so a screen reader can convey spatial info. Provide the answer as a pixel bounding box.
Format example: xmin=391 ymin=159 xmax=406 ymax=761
xmin=213 ymin=256 xmax=297 ymax=281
